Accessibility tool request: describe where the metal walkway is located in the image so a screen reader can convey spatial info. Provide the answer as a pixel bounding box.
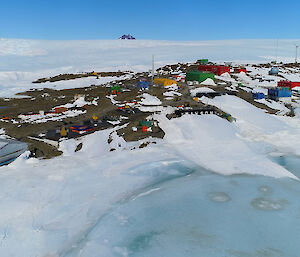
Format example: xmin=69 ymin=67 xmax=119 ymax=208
xmin=175 ymin=108 xmax=218 ymax=117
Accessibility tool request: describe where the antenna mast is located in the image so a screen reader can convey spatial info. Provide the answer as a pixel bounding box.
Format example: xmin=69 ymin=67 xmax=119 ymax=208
xmin=152 ymin=55 xmax=154 ymax=85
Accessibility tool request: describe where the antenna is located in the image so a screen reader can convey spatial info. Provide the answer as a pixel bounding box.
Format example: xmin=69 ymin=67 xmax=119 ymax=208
xmin=294 ymin=44 xmax=299 ymax=63
xmin=152 ymin=55 xmax=154 ymax=85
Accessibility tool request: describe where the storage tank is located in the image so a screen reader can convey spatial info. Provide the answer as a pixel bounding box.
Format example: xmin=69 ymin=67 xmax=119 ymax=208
xmin=269 ymin=67 xmax=279 ymax=75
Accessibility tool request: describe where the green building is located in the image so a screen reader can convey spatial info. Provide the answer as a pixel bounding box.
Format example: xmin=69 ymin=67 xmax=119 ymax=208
xmin=197 ymin=59 xmax=209 ymax=64
xmin=109 ymin=85 xmax=121 ymax=93
xmin=186 ymin=71 xmax=215 ymax=83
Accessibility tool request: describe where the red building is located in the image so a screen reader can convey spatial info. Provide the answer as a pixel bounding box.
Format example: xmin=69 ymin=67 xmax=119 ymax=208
xmin=278 ymin=80 xmax=300 ymax=89
xmin=234 ymin=68 xmax=247 ymax=73
xmin=198 ymin=65 xmax=230 ymax=76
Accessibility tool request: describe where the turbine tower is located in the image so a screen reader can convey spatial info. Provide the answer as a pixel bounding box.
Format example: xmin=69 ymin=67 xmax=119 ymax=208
xmin=295 ymin=44 xmax=299 ymax=63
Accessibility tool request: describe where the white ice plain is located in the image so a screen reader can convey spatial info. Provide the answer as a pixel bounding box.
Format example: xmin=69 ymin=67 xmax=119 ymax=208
xmin=0 ymin=38 xmax=299 ymax=97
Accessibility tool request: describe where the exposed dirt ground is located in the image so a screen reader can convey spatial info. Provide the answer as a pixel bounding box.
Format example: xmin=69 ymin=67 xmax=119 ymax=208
xmin=32 ymin=71 xmax=133 ymax=83
xmin=0 ymin=62 xmax=293 ymax=159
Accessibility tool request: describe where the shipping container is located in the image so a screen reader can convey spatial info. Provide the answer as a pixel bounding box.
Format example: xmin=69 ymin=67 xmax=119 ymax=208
xmin=54 ymin=107 xmax=68 ymax=113
xmin=252 ymin=92 xmax=265 ymax=99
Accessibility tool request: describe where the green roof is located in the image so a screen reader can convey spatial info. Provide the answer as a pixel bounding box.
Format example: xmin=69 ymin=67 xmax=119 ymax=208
xmin=197 ymin=59 xmax=209 ymax=64
xmin=186 ymin=71 xmax=214 ymax=83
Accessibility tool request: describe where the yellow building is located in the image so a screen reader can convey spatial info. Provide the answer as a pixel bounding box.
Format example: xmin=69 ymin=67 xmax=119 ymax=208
xmin=153 ymin=78 xmax=177 ymax=87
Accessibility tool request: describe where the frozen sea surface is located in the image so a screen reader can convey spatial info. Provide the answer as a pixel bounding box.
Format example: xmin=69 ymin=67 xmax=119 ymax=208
xmin=1 ymin=111 xmax=299 ymax=257
xmin=65 ymin=157 xmax=300 ymax=257
xmin=271 ymin=155 xmax=300 ymax=177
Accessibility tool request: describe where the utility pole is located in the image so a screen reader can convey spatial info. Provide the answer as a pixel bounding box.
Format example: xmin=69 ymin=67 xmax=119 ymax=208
xmin=295 ymin=45 xmax=299 ymax=63
xmin=152 ymin=55 xmax=154 ymax=85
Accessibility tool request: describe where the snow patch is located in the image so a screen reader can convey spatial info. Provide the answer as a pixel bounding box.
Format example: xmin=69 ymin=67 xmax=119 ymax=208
xmin=138 ymin=93 xmax=162 ymax=106
xmin=190 ymin=87 xmax=215 ymax=97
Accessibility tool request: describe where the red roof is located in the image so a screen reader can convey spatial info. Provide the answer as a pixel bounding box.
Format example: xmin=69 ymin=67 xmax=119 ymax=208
xmin=198 ymin=65 xmax=230 ymax=76
xmin=278 ymin=80 xmax=300 ymax=89
xmin=234 ymin=68 xmax=247 ymax=73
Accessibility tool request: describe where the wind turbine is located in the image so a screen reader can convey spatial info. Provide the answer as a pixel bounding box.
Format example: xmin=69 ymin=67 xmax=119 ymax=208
xmin=294 ymin=44 xmax=299 ymax=63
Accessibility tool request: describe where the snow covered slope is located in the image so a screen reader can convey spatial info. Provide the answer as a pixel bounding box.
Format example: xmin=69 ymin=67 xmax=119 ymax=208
xmin=156 ymin=114 xmax=296 ymax=179
xmin=202 ymin=95 xmax=300 ymax=155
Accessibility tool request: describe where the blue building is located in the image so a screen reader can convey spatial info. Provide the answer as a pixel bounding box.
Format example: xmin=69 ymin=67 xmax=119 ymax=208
xmin=137 ymin=80 xmax=149 ymax=90
xmin=252 ymin=92 xmax=265 ymax=100
xmin=268 ymin=87 xmax=291 ymax=100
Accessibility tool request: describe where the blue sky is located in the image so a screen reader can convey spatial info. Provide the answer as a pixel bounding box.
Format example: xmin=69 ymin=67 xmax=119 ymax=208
xmin=0 ymin=0 xmax=299 ymax=40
